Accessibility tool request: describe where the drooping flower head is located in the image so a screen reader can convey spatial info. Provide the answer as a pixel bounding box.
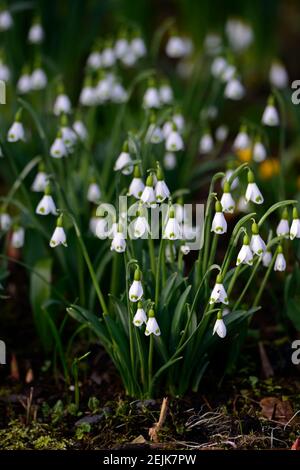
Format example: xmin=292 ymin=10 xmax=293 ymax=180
xmin=155 ymin=163 xmax=170 ymax=202
xmin=245 ymin=169 xmax=264 ymax=204
xmin=221 ymin=181 xmax=235 ymax=213
xmin=133 ymin=301 xmax=147 ymax=327
xmin=36 ymin=183 xmax=57 ymax=216
xmin=145 ymin=308 xmax=161 ymax=336
xmin=250 ymin=221 xmax=266 ymax=256
xmin=50 ymin=214 xmax=67 ymax=248
xmin=236 ymin=233 xmax=253 ymax=266
xmin=141 ymin=174 xmax=157 ymax=207
xmin=129 ymin=267 xmax=143 ymax=302
xmin=7 ymin=109 xmax=25 ymax=142
xmin=128 ymin=165 xmax=145 ymax=199
xmin=114 ymin=140 xmax=133 ymax=175
xmin=276 ymin=207 xmax=289 ymax=238
xmin=274 ymin=244 xmax=286 ymax=272
xmin=290 ymin=207 xmax=300 ymax=240
xmin=164 ymin=206 xmax=182 ymax=240
xmin=213 ymin=310 xmax=227 ymax=338
xmin=209 ymin=274 xmax=229 ymax=305
xmin=211 ymin=200 xmax=227 ymax=234
xmin=262 ymin=95 xmax=279 ymax=126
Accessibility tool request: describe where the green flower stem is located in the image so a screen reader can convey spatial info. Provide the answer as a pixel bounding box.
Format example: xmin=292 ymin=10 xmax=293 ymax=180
xmin=233 ymin=257 xmax=261 ymax=311
xmin=76 ymin=242 xmax=86 ymax=306
xmin=134 ymin=327 xmax=146 ymax=392
xmin=207 ymin=233 xmax=218 ymax=271
xmin=177 ymin=250 xmax=184 ymax=272
xmin=125 ymin=256 xmax=136 ymax=379
xmin=155 ymin=238 xmax=164 ymax=308
xmin=148 ymin=237 xmax=156 ymax=278
xmin=148 ymin=334 xmax=154 ymax=396
xmin=69 ymin=214 xmax=108 ymax=316
xmin=227 ymin=264 xmax=242 ymax=297
xmin=253 ymin=251 xmax=277 ymax=307
xmin=110 ymin=252 xmax=120 ymax=308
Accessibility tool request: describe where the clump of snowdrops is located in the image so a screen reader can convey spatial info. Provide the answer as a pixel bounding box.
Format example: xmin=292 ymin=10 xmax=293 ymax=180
xmin=0 ymin=6 xmax=298 ymax=397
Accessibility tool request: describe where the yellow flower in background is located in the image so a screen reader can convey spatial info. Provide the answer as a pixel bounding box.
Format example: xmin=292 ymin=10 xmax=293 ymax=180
xmin=259 ymin=158 xmax=280 ymax=180
xmin=236 ymin=147 xmax=252 ymax=162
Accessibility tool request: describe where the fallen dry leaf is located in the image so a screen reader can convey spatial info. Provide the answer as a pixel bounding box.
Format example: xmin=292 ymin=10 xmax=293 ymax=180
xmin=131 ymin=435 xmax=146 ymax=444
xmin=10 ymin=354 xmax=20 ymax=381
xmin=260 ymin=397 xmax=294 ymax=425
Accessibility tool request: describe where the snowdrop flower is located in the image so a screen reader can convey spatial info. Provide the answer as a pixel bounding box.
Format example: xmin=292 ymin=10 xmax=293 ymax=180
xmin=31 ymin=163 xmax=48 ymax=192
xmin=87 ymin=47 xmax=102 ymax=70
xmin=155 ymin=164 xmax=170 ymax=202
xmin=114 ymin=141 xmax=133 ymax=175
xmin=276 ymin=208 xmax=289 ymax=238
xmin=129 ymin=267 xmax=143 ymax=302
xmin=0 ymin=212 xmax=11 ymax=231
xmin=145 ymin=308 xmax=160 ymax=336
xmin=145 ymin=120 xmax=164 ymax=144
xmin=7 ymin=110 xmax=25 ymax=142
xmin=164 ymin=152 xmax=177 ymax=170
xmin=53 ymin=86 xmax=71 ymax=115
xmin=102 ymin=41 xmax=116 ymax=68
xmin=225 ymin=18 xmax=253 ymax=52
xmin=215 ymin=125 xmax=228 ymax=143
xmin=50 ymin=130 xmax=67 ymax=158
xmin=0 ymin=9 xmax=13 ymax=31
xmin=141 ymin=174 xmax=157 ymax=207
xmin=162 ymin=121 xmax=174 ymax=139
xmin=79 ymin=76 xmax=96 ymax=106
xmin=173 ymin=112 xmax=185 ymax=133
xmin=73 ymin=119 xmax=88 ymax=141
xmin=237 ymin=196 xmax=249 ymax=213
xmin=96 ymin=73 xmax=111 ymax=102
xmin=290 ymin=207 xmax=300 ymax=240
xmin=233 ymin=126 xmax=250 ymax=151
xmin=209 ymin=274 xmax=228 ymax=305
xmin=17 ymin=67 xmax=32 ymax=94
xmin=221 ymin=182 xmax=235 ymax=213
xmin=31 ymin=67 xmax=47 ymax=90
xmin=111 ymin=81 xmax=128 ymax=103
xmin=164 ymin=207 xmax=182 ymax=240
xmin=262 ymin=250 xmax=272 ymax=268
xmin=115 ymin=32 xmax=129 ymax=59
xmin=180 ymin=244 xmax=190 ymax=255
xmin=199 ymin=131 xmax=214 ymax=154
xmin=262 ymin=96 xmax=279 ymax=126
xmin=250 ymin=222 xmax=266 ymax=256
xmin=222 ymin=168 xmax=239 ymax=190
xmin=128 ymin=166 xmax=145 ymax=199
xmin=269 ymin=61 xmax=288 ymax=89
xmin=159 ymin=82 xmax=173 ymax=104
xmin=11 ymin=226 xmax=25 ymax=249
xmin=213 ymin=311 xmax=227 ymax=338
xmin=0 ymin=60 xmax=10 ymax=81
xmin=28 ymin=18 xmax=44 ymax=44
xmin=224 ymin=76 xmax=245 ymax=100
xmin=245 ymin=170 xmax=264 ymax=204
xmin=96 ymin=216 xmax=111 ymax=240
xmin=221 ymin=63 xmax=236 ymax=83
xmin=130 ymin=32 xmax=146 ymax=58
xmin=236 ymin=234 xmax=253 ymax=266
xmin=253 ymin=138 xmax=267 ymax=162
xmin=211 ymin=200 xmax=227 ymax=234
xmin=133 ymin=301 xmax=147 ymax=327
xmin=50 ymin=215 xmax=67 ymax=248
xmin=132 ymin=209 xmax=150 ymax=239
xmin=204 ymin=33 xmax=222 ymax=55
xmin=111 ymin=224 xmax=126 ymax=253
xmin=211 ymin=56 xmax=227 ymax=78
xmin=36 ymin=185 xmax=57 ymax=216
xmin=166 ymin=34 xmax=186 ymax=58
xmin=166 ymin=124 xmax=184 ymax=152
xmin=274 ymin=245 xmax=286 ymax=271
xmin=87 ymin=180 xmax=101 ymax=203
xmin=143 ymin=80 xmax=160 ymax=109
xmin=60 ymin=114 xmax=77 ymax=149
